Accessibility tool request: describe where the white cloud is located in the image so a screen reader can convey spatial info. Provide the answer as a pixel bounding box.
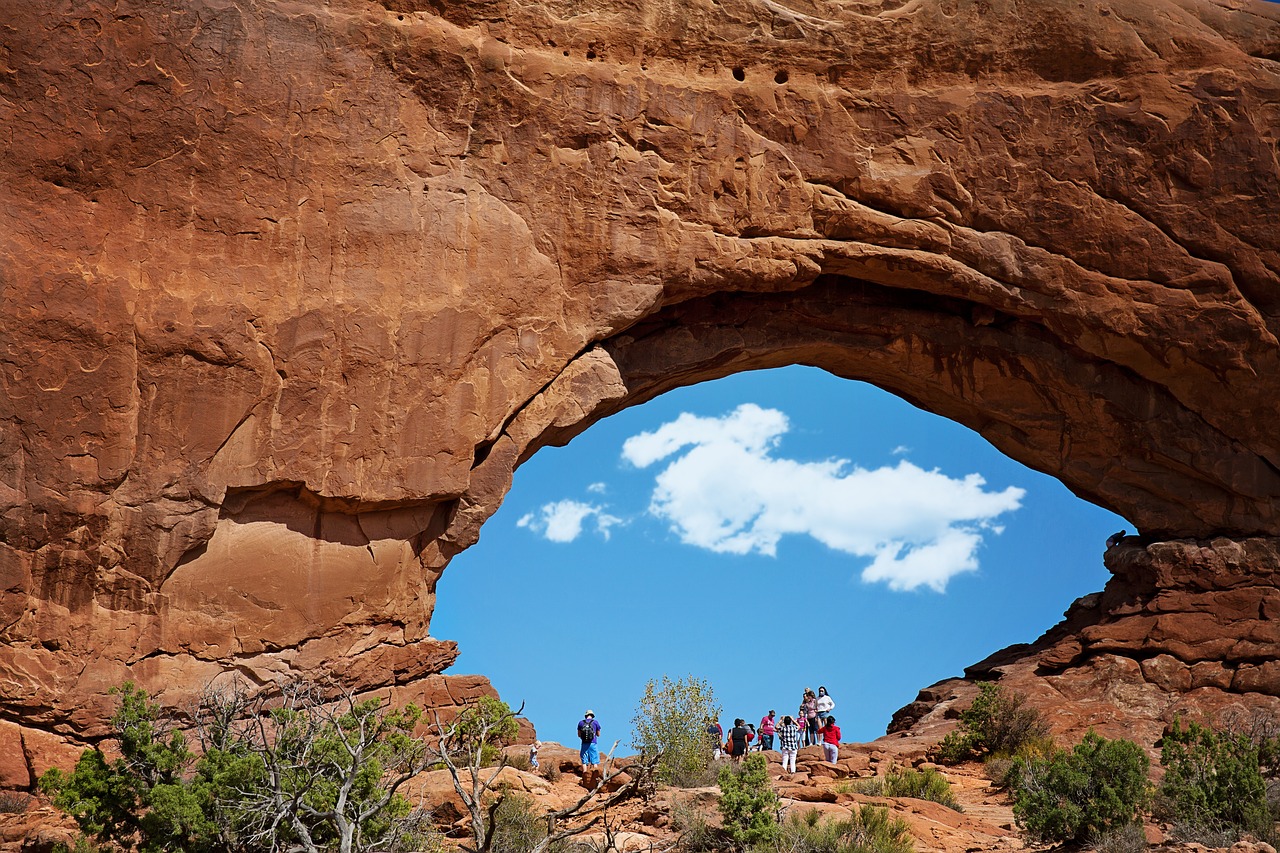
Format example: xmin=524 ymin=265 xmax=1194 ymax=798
xmin=587 ymin=482 xmax=608 ymax=494
xmin=517 ymin=500 xmax=622 ymax=543
xmin=892 ymin=445 xmax=911 ymax=456
xmin=621 ymin=404 xmax=1025 ymax=592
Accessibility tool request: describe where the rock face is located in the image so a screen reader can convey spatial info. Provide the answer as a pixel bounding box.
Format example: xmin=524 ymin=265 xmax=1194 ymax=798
xmin=890 ymin=537 xmax=1280 ymax=749
xmin=2 ymin=0 xmax=1280 ymax=785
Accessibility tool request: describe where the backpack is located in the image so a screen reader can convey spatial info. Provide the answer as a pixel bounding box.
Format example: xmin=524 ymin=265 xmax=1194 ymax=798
xmin=578 ymin=719 xmax=595 ymax=743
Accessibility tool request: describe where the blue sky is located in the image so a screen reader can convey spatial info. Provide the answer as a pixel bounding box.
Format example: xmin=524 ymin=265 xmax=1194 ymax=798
xmin=431 ymin=366 xmax=1129 ymax=750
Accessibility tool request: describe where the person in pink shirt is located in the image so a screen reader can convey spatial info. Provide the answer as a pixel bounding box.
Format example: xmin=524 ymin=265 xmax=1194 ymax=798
xmin=820 ymin=715 xmax=841 ymax=764
xmin=758 ymin=710 xmax=777 ymax=751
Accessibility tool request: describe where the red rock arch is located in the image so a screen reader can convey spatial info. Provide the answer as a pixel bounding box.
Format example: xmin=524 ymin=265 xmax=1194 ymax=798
xmin=2 ymin=0 xmax=1279 ymax=782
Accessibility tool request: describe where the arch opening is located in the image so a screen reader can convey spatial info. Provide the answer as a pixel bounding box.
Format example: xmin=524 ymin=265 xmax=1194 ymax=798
xmin=433 ymin=366 xmax=1129 ymax=745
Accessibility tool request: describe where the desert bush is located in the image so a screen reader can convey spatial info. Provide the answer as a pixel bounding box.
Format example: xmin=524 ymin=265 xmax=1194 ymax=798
xmin=1012 ymin=730 xmax=1150 ymax=844
xmin=671 ymin=798 xmax=718 ymax=853
xmin=769 ymin=806 xmax=912 ymax=853
xmin=41 ymin=680 xmax=444 ymax=853
xmin=1088 ymin=822 xmax=1147 ymax=853
xmin=539 ymin=762 xmax=562 ymax=783
xmin=632 ymin=675 xmax=723 ymax=787
xmin=507 ymin=752 xmax=534 ymax=773
xmin=833 ymin=778 xmax=881 ymax=796
xmin=719 ymin=754 xmax=780 ymax=846
xmin=490 ymin=793 xmax=549 ymax=853
xmin=984 ymin=735 xmax=1058 ymax=789
xmin=0 ymin=791 xmax=29 ymax=814
xmin=882 ymin=767 xmax=962 ymax=812
xmin=1156 ymin=717 xmax=1274 ymax=844
xmin=937 ymin=683 xmax=1049 ymax=764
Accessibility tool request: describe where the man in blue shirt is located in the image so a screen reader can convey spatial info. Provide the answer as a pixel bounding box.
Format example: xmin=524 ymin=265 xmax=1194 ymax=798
xmin=577 ymin=710 xmax=601 ymax=777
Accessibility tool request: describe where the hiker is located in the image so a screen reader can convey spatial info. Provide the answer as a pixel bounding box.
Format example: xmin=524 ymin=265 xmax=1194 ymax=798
xmin=758 ymin=710 xmax=776 ymax=751
xmin=815 ymin=686 xmax=835 ymax=729
xmin=777 ymin=714 xmax=801 ymax=774
xmin=577 ymin=710 xmax=601 ymax=773
xmin=728 ymin=717 xmax=753 ymax=762
xmin=529 ymin=740 xmax=540 ymax=770
xmin=747 ymin=723 xmax=758 ymax=751
xmin=707 ymin=718 xmax=724 ymax=759
xmin=801 ymin=689 xmax=818 ymax=746
xmin=820 ymin=714 xmax=841 ymax=764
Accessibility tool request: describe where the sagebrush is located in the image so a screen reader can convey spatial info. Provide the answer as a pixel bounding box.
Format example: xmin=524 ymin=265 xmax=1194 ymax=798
xmin=768 ymin=806 xmax=912 ymax=853
xmin=937 ymin=683 xmax=1049 ymax=764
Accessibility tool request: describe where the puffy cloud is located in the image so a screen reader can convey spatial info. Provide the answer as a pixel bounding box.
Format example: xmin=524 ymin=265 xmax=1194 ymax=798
xmin=622 ymin=404 xmax=1024 ymax=592
xmin=517 ymin=500 xmax=622 ymax=543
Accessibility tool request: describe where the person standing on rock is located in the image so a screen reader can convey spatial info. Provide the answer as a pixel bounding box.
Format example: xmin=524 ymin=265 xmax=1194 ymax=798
xmin=758 ymin=710 xmax=777 ymax=751
xmin=728 ymin=717 xmax=752 ymax=763
xmin=801 ymin=689 xmax=819 ymax=746
xmin=819 ymin=715 xmax=841 ymax=765
xmin=815 ymin=686 xmax=835 ymax=730
xmin=707 ymin=717 xmax=724 ymax=759
xmin=777 ymin=714 xmax=801 ymax=775
xmin=577 ymin=710 xmax=601 ymax=776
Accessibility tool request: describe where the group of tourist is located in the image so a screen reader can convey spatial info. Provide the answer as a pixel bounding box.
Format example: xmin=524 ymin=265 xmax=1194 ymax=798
xmin=563 ymin=689 xmax=843 ymax=781
xmin=706 ymin=686 xmax=842 ymax=772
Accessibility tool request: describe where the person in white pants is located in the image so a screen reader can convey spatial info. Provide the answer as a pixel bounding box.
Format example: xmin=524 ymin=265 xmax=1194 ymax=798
xmin=776 ymin=714 xmax=801 ymax=774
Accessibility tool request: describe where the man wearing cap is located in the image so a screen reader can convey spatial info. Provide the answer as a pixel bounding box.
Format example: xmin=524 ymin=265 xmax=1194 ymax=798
xmin=577 ymin=709 xmax=602 ymax=776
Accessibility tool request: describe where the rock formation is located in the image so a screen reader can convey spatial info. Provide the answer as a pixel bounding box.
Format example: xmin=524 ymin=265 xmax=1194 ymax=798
xmin=2 ymin=0 xmax=1279 ymax=787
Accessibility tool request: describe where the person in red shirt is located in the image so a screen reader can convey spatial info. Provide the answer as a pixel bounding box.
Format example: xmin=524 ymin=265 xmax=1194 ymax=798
xmin=820 ymin=715 xmax=841 ymax=765
xmin=758 ymin=710 xmax=777 ymax=751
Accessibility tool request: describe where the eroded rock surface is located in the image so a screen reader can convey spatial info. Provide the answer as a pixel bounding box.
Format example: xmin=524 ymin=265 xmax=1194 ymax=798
xmin=2 ymin=0 xmax=1279 ymax=783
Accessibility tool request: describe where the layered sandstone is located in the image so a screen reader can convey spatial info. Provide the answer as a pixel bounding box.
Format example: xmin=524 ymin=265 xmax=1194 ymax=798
xmin=890 ymin=537 xmax=1280 ymax=749
xmin=2 ymin=0 xmax=1279 ymax=785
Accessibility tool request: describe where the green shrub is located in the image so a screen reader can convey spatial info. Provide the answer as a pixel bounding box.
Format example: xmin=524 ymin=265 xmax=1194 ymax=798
xmin=937 ymin=683 xmax=1049 ymax=764
xmin=41 ymin=680 xmax=443 ymax=853
xmin=1156 ymin=717 xmax=1274 ymax=844
xmin=769 ymin=806 xmax=912 ymax=853
xmin=882 ymin=767 xmax=962 ymax=812
xmin=490 ymin=793 xmax=548 ymax=853
xmin=632 ymin=675 xmax=723 ymax=787
xmin=719 ymin=753 xmax=780 ymax=846
xmin=1012 ymin=730 xmax=1150 ymax=843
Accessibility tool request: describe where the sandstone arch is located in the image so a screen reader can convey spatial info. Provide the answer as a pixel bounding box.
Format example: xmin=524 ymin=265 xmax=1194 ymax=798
xmin=2 ymin=0 xmax=1280 ymax=782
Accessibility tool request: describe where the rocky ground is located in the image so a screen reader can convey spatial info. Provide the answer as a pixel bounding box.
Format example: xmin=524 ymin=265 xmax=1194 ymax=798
xmin=7 ymin=731 xmax=1274 ymax=853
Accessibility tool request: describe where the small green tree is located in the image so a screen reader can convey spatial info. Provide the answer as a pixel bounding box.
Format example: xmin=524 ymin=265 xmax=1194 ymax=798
xmin=1012 ymin=730 xmax=1150 ymax=843
xmin=631 ymin=674 xmax=723 ymax=786
xmin=718 ymin=753 xmax=779 ymax=846
xmin=39 ymin=683 xmax=212 ymax=853
xmin=42 ymin=680 xmax=440 ymax=853
xmin=937 ymin=682 xmax=1049 ymax=764
xmin=1157 ymin=717 xmax=1273 ymax=843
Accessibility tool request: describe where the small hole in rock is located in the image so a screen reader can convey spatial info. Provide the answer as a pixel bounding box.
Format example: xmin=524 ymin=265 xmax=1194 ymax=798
xmin=586 ymin=49 xmax=597 ymax=59
xmin=775 ymin=69 xmax=789 ymax=84
xmin=732 ymin=66 xmax=745 ymax=81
